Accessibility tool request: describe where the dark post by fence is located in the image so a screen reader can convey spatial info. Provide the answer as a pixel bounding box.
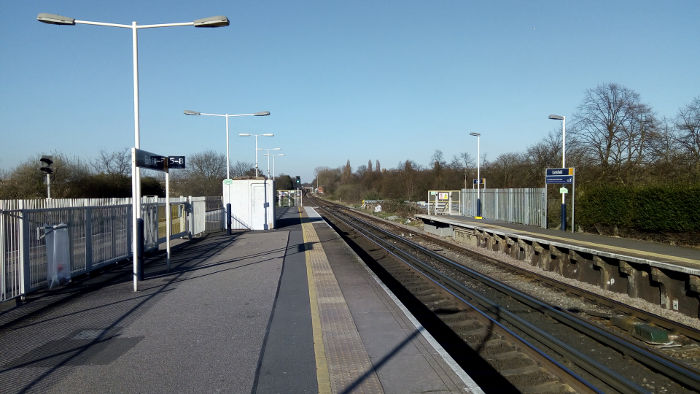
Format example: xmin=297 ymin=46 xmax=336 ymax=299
xmin=136 ymin=218 xmax=144 ymax=280
xmin=226 ymin=203 xmax=232 ymax=235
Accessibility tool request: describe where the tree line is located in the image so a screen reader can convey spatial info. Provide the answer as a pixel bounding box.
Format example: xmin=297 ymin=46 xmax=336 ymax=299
xmin=0 ymin=149 xmax=296 ymax=199
xmin=2 ymin=82 xmax=698 ymax=204
xmin=314 ymin=83 xmax=700 ymax=202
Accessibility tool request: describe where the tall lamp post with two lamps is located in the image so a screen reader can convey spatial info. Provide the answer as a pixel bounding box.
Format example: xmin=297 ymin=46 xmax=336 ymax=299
xmin=183 ymin=110 xmax=270 ymax=179
xmin=239 ymin=133 xmax=274 ymax=177
xmin=37 ymin=12 xmax=230 ymax=291
xmin=260 ymin=148 xmax=281 ymax=178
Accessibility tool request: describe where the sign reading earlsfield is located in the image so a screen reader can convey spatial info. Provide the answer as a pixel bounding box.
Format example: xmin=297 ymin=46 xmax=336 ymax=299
xmin=545 ymin=167 xmax=574 ymax=184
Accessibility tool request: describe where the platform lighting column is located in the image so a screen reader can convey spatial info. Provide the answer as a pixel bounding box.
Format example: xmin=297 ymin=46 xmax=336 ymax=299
xmin=184 ymin=110 xmax=270 ymax=179
xmin=239 ymin=133 xmax=274 ymax=177
xmin=549 ymin=114 xmax=566 ymax=231
xmin=261 ymin=148 xmax=281 ymax=178
xmin=37 ymin=12 xmax=230 ymax=292
xmin=271 ymin=153 xmax=285 ymax=180
xmin=469 ymin=132 xmax=482 ymax=217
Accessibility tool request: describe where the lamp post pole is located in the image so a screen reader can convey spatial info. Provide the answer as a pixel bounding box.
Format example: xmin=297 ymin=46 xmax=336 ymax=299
xmin=261 ymin=148 xmax=281 ymax=178
xmin=184 ymin=110 xmax=270 ymax=179
xmin=549 ymin=114 xmax=567 ymax=231
xmin=272 ymin=153 xmax=285 ymax=180
xmin=469 ymin=132 xmax=481 ymax=217
xmin=239 ymin=133 xmax=274 ymax=177
xmin=38 ymin=13 xmax=229 ymax=291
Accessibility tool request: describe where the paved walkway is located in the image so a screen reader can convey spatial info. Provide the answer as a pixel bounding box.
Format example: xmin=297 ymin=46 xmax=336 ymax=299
xmin=0 ymin=207 xmax=476 ymax=393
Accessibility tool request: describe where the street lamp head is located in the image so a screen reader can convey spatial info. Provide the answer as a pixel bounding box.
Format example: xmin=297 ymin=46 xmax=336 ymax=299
xmin=183 ymin=110 xmax=201 ymax=116
xmin=193 ymin=16 xmax=230 ymax=28
xmin=37 ymin=13 xmax=75 ymax=25
xmin=548 ymin=114 xmax=565 ymax=120
xmin=271 ymin=147 xmax=281 ymax=151
xmin=239 ymin=133 xmax=251 ymax=137
xmin=254 ymin=111 xmax=271 ymax=116
xmin=261 ymin=133 xmax=274 ymax=137
xmin=469 ymin=132 xmax=481 ymax=137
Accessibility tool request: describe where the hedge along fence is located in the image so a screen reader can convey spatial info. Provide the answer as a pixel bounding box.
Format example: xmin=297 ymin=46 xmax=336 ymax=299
xmin=577 ymin=184 xmax=700 ymax=233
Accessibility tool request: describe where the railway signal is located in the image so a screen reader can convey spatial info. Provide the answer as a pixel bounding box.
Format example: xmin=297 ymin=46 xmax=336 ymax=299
xmin=40 ymin=156 xmax=53 ymax=198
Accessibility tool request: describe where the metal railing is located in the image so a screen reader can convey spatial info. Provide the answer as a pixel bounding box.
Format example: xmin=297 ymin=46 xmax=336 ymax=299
xmin=1 ymin=196 xmax=224 ymax=302
xmin=461 ymin=188 xmax=546 ymax=227
xmin=426 ymin=190 xmax=461 ymax=216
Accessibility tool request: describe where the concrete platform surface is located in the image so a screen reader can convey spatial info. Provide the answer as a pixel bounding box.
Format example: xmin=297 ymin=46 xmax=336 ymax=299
xmin=0 ymin=207 xmax=477 ymax=393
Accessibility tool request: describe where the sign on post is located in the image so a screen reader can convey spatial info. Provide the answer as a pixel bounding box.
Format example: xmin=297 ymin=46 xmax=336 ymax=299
xmin=135 ymin=149 xmax=167 ymax=172
xmin=134 ymin=148 xmax=186 ymax=272
xmin=544 ymin=167 xmax=576 ymax=233
xmin=135 ymin=149 xmax=186 ymax=172
xmin=545 ymin=168 xmax=574 ymax=184
xmin=168 ymin=156 xmax=186 ymax=169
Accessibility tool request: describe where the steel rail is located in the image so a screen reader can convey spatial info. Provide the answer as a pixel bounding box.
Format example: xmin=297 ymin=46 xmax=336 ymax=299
xmin=320 ymin=202 xmax=700 ymax=391
xmin=343 ymin=202 xmax=700 ymax=342
xmin=327 ymin=207 xmax=637 ymax=392
xmin=320 ymin=205 xmax=606 ymax=392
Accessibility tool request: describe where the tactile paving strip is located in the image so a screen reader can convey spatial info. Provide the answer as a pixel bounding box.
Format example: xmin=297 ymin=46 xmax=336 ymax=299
xmin=302 ymin=220 xmax=384 ymax=394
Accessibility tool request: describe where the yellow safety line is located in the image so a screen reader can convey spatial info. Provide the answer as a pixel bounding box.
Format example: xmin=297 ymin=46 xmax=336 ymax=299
xmin=301 ymin=210 xmax=331 ymax=394
xmin=481 ymin=222 xmax=699 ymax=265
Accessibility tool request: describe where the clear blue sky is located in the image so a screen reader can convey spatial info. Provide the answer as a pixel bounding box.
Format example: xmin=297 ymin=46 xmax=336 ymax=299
xmin=2 ymin=1 xmax=699 ymax=182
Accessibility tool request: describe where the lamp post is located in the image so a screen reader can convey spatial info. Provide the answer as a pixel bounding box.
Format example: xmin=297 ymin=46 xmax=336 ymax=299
xmin=184 ymin=110 xmax=270 ymax=179
xmin=260 ymin=148 xmax=281 ymax=178
xmin=38 ymin=13 xmax=229 ymax=292
xmin=549 ymin=114 xmax=567 ymax=231
xmin=469 ymin=132 xmax=482 ymax=218
xmin=270 ymin=153 xmax=285 ymax=180
xmin=238 ymin=133 xmax=274 ymax=177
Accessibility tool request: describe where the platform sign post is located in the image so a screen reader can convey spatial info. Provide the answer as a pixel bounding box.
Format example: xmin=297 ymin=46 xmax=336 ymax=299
xmin=134 ymin=149 xmax=185 ymax=273
xmin=545 ymin=168 xmax=575 ymax=232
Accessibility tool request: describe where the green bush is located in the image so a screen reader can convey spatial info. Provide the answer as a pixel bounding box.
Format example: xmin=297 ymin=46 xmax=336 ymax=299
xmin=578 ymin=185 xmax=700 ymax=233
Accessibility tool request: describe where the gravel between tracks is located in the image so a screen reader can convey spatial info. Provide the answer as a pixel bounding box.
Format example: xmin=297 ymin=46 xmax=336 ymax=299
xmin=374 ymin=213 xmax=700 ymax=332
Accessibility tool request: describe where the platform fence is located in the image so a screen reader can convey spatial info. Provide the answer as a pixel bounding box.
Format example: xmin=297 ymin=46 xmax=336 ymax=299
xmin=460 ymin=188 xmax=546 ymax=227
xmin=426 ymin=190 xmax=462 ymax=216
xmin=1 ymin=196 xmax=224 ymax=302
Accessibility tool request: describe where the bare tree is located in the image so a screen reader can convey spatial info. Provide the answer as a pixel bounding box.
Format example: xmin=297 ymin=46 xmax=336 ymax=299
xmin=92 ymin=148 xmax=131 ymax=176
xmin=341 ymin=160 xmax=352 ymax=183
xmin=172 ymin=150 xmax=226 ymax=196
xmin=675 ymin=97 xmax=700 ymax=175
xmin=231 ymin=160 xmax=255 ymax=178
xmin=572 ymin=83 xmax=655 ymax=182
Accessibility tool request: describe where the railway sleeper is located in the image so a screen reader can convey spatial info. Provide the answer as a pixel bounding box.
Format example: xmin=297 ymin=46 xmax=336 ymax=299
xmin=521 ymin=381 xmax=576 ymax=394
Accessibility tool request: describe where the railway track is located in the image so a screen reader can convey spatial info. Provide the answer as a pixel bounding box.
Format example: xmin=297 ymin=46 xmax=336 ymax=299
xmin=310 ymin=197 xmax=700 ymax=393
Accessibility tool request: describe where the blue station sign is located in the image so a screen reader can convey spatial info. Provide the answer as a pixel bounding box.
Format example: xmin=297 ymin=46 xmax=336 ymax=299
xmin=545 ymin=168 xmax=574 ymax=184
xmin=546 ymin=168 xmax=573 ymax=176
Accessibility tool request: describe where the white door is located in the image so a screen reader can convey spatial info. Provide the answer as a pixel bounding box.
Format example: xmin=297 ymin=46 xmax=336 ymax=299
xmin=251 ymin=184 xmax=266 ymax=230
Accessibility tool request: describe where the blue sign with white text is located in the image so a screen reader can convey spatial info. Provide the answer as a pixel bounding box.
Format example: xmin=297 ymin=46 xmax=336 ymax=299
xmin=546 ymin=175 xmax=573 ymax=184
xmin=546 ymin=168 xmax=573 ymax=176
xmin=545 ymin=167 xmax=574 ymax=184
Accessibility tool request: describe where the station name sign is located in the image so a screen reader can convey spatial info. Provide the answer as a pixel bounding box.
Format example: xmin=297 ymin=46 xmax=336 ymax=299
xmin=134 ymin=148 xmax=186 ymax=172
xmin=545 ymin=167 xmax=574 ymax=184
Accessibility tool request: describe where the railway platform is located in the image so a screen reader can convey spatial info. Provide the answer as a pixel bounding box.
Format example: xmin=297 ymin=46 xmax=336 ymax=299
xmin=0 ymin=207 xmax=477 ymax=393
xmin=416 ymin=213 xmax=700 ymax=266
xmin=415 ymin=213 xmax=700 ymax=318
